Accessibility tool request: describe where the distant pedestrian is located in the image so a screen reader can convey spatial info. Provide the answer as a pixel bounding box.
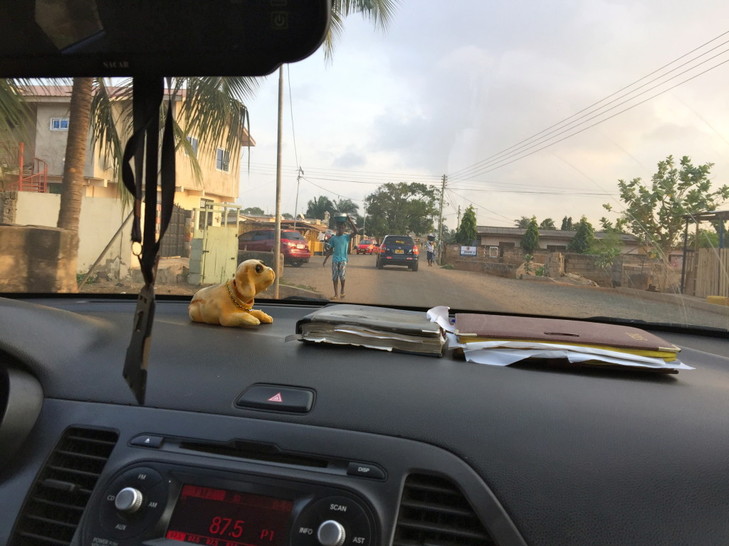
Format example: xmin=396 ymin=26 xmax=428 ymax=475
xmin=325 ymin=215 xmax=358 ymax=299
xmin=426 ymin=240 xmax=435 ymax=266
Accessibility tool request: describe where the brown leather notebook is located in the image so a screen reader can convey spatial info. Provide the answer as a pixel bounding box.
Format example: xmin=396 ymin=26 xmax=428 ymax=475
xmin=455 ymin=313 xmax=680 ymax=356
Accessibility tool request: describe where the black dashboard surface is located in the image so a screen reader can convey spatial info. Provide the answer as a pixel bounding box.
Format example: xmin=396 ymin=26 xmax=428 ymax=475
xmin=1 ymin=296 xmax=728 ymax=545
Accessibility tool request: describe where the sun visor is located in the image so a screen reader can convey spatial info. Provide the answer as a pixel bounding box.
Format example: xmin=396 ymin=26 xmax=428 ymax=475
xmin=0 ymin=0 xmax=331 ymax=77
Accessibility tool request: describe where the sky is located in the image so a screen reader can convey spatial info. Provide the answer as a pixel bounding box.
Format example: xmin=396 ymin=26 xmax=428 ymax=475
xmin=238 ymin=0 xmax=729 ymax=232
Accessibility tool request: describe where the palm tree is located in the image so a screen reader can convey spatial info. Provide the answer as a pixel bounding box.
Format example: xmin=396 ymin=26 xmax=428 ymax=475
xmin=0 ymin=79 xmax=33 ymax=189
xmin=306 ymin=195 xmax=336 ymax=220
xmin=57 ymin=78 xmax=94 ymax=233
xmin=326 ymin=0 xmax=397 ymax=58
xmin=8 ymin=0 xmax=399 ymax=290
xmin=0 ymin=79 xmax=31 ymax=139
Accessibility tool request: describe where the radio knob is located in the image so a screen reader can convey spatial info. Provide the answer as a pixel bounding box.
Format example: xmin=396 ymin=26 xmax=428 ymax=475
xmin=317 ymin=519 xmax=346 ymax=546
xmin=114 ymin=487 xmax=144 ymax=514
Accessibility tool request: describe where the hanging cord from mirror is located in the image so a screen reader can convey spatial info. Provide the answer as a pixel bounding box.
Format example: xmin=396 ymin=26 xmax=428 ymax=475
xmin=122 ymin=76 xmax=176 ymax=405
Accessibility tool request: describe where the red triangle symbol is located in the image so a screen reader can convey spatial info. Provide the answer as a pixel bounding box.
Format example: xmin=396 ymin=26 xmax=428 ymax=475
xmin=268 ymin=392 xmax=284 ymax=403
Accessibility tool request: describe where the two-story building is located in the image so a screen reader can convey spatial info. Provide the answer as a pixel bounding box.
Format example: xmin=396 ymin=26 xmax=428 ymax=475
xmin=5 ymin=84 xmax=251 ymax=206
xmin=0 ymin=84 xmax=253 ymax=279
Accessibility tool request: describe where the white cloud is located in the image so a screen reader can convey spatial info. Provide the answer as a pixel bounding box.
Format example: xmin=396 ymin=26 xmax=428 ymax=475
xmin=239 ymin=0 xmax=729 ymax=229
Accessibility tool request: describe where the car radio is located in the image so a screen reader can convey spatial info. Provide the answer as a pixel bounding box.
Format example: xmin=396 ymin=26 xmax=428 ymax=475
xmin=81 ymin=462 xmax=378 ymax=546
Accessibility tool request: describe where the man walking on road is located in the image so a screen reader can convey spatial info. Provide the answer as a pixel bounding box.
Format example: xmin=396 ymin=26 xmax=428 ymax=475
xmin=325 ymin=215 xmax=358 ymax=299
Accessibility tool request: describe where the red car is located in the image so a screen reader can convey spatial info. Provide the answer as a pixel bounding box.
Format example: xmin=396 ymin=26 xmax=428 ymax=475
xmin=356 ymin=239 xmax=377 ymax=254
xmin=238 ymin=229 xmax=312 ymax=266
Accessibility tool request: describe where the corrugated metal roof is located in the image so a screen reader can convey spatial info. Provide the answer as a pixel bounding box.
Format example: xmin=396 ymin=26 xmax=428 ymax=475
xmin=476 ymin=225 xmax=639 ymax=242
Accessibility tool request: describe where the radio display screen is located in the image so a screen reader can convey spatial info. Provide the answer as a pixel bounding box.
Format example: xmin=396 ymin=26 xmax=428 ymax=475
xmin=165 ymin=484 xmax=294 ymax=545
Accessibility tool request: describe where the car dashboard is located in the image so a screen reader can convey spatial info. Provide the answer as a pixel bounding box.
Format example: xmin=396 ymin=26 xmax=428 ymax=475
xmin=1 ymin=295 xmax=728 ymax=546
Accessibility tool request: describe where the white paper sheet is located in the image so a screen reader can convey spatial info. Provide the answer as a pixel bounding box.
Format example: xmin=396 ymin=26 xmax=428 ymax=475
xmin=426 ymin=306 xmax=693 ymax=372
xmin=427 ymin=306 xmax=455 ymax=333
xmin=461 ymin=347 xmax=693 ymax=370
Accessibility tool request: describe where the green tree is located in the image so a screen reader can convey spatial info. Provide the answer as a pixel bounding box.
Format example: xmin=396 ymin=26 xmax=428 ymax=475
xmin=590 ymin=230 xmax=623 ymax=270
xmin=560 ymin=216 xmax=574 ymax=230
xmin=520 ymin=216 xmax=540 ymax=253
xmin=333 ymin=198 xmax=359 ymax=215
xmin=306 ymin=195 xmax=336 ymax=220
xmin=514 ymin=216 xmax=530 ymax=229
xmin=364 ymin=182 xmax=438 ymax=238
xmin=687 ymin=228 xmax=724 ymax=249
xmin=603 ymin=155 xmax=729 ymax=255
xmin=567 ymin=216 xmax=595 ymax=253
xmin=332 ymin=197 xmax=362 ymax=227
xmin=441 ymin=225 xmax=456 ymax=244
xmin=242 ymin=207 xmax=265 ymax=215
xmin=455 ymin=205 xmax=478 ymax=245
xmin=539 ymin=218 xmax=556 ymax=230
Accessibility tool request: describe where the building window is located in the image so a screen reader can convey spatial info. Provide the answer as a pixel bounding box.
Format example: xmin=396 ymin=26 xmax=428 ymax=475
xmin=198 ymin=198 xmax=214 ymax=229
xmin=50 ymin=117 xmax=69 ymax=131
xmin=216 ymin=148 xmax=230 ymax=172
xmin=186 ymin=136 xmax=199 ymax=156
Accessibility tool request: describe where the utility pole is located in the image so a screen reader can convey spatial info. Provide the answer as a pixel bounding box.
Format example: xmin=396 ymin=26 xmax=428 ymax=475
xmin=293 ymin=166 xmax=304 ymax=230
xmin=273 ymin=65 xmax=284 ymax=298
xmin=457 ymin=205 xmax=461 ymax=228
xmin=437 ymin=174 xmax=447 ymax=264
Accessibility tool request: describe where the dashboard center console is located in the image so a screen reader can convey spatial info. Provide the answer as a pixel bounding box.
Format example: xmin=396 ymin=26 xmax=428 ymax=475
xmin=84 ymin=462 xmax=376 ymax=546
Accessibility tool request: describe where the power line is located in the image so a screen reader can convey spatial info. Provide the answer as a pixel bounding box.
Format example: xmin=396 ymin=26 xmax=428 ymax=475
xmin=451 ymin=54 xmax=729 ymax=181
xmin=449 ymin=30 xmax=729 ymax=179
xmin=248 ymin=162 xmax=441 ymax=183
xmin=448 ymin=30 xmax=729 ymax=181
xmin=445 ymin=188 xmax=513 ymax=224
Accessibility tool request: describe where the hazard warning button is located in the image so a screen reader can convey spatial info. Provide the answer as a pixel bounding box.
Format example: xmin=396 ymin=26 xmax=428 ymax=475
xmin=236 ymin=384 xmax=315 ymax=413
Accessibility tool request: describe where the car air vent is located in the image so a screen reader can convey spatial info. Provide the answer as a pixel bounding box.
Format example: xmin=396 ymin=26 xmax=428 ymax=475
xmin=393 ymin=473 xmax=495 ymax=546
xmin=10 ymin=426 xmax=118 ymax=546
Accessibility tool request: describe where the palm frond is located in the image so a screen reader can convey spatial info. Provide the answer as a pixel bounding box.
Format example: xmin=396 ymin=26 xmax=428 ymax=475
xmin=0 ymin=79 xmax=33 ymax=138
xmin=325 ymin=0 xmax=399 ymax=59
xmin=173 ymin=120 xmax=204 ymax=185
xmin=176 ymin=77 xmax=255 ymax=171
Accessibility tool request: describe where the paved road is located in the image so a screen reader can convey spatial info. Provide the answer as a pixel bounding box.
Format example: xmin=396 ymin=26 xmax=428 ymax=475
xmin=279 ymin=253 xmax=729 ymax=330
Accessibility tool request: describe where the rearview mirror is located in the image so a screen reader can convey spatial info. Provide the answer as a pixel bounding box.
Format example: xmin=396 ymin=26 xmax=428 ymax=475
xmin=0 ymin=0 xmax=331 ymax=77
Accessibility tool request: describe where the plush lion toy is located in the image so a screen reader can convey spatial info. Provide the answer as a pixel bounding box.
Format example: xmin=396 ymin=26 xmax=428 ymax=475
xmin=189 ymin=259 xmax=275 ymax=327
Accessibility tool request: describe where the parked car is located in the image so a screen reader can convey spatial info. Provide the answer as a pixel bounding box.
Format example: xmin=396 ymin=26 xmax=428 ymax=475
xmin=376 ymin=235 xmax=419 ymax=271
xmin=238 ymin=229 xmax=311 ymax=266
xmin=356 ymin=239 xmax=377 ymax=254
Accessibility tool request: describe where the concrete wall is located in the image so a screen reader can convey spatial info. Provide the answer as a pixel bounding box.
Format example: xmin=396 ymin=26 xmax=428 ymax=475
xmin=0 ymin=225 xmax=77 ymax=292
xmin=443 ymin=243 xmax=680 ymax=291
xmin=1 ymin=191 xmax=133 ymax=279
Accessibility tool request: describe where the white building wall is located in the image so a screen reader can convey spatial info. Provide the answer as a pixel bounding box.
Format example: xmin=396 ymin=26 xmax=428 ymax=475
xmin=15 ymin=192 xmax=132 ymax=277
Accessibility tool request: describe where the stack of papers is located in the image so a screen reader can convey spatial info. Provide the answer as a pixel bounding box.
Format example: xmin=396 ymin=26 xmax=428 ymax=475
xmin=427 ymin=306 xmax=692 ymax=373
xmin=296 ymin=304 xmax=445 ymax=356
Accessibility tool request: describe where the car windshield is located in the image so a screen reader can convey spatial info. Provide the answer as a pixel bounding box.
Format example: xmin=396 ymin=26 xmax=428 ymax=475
xmin=1 ymin=1 xmax=728 ymax=333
